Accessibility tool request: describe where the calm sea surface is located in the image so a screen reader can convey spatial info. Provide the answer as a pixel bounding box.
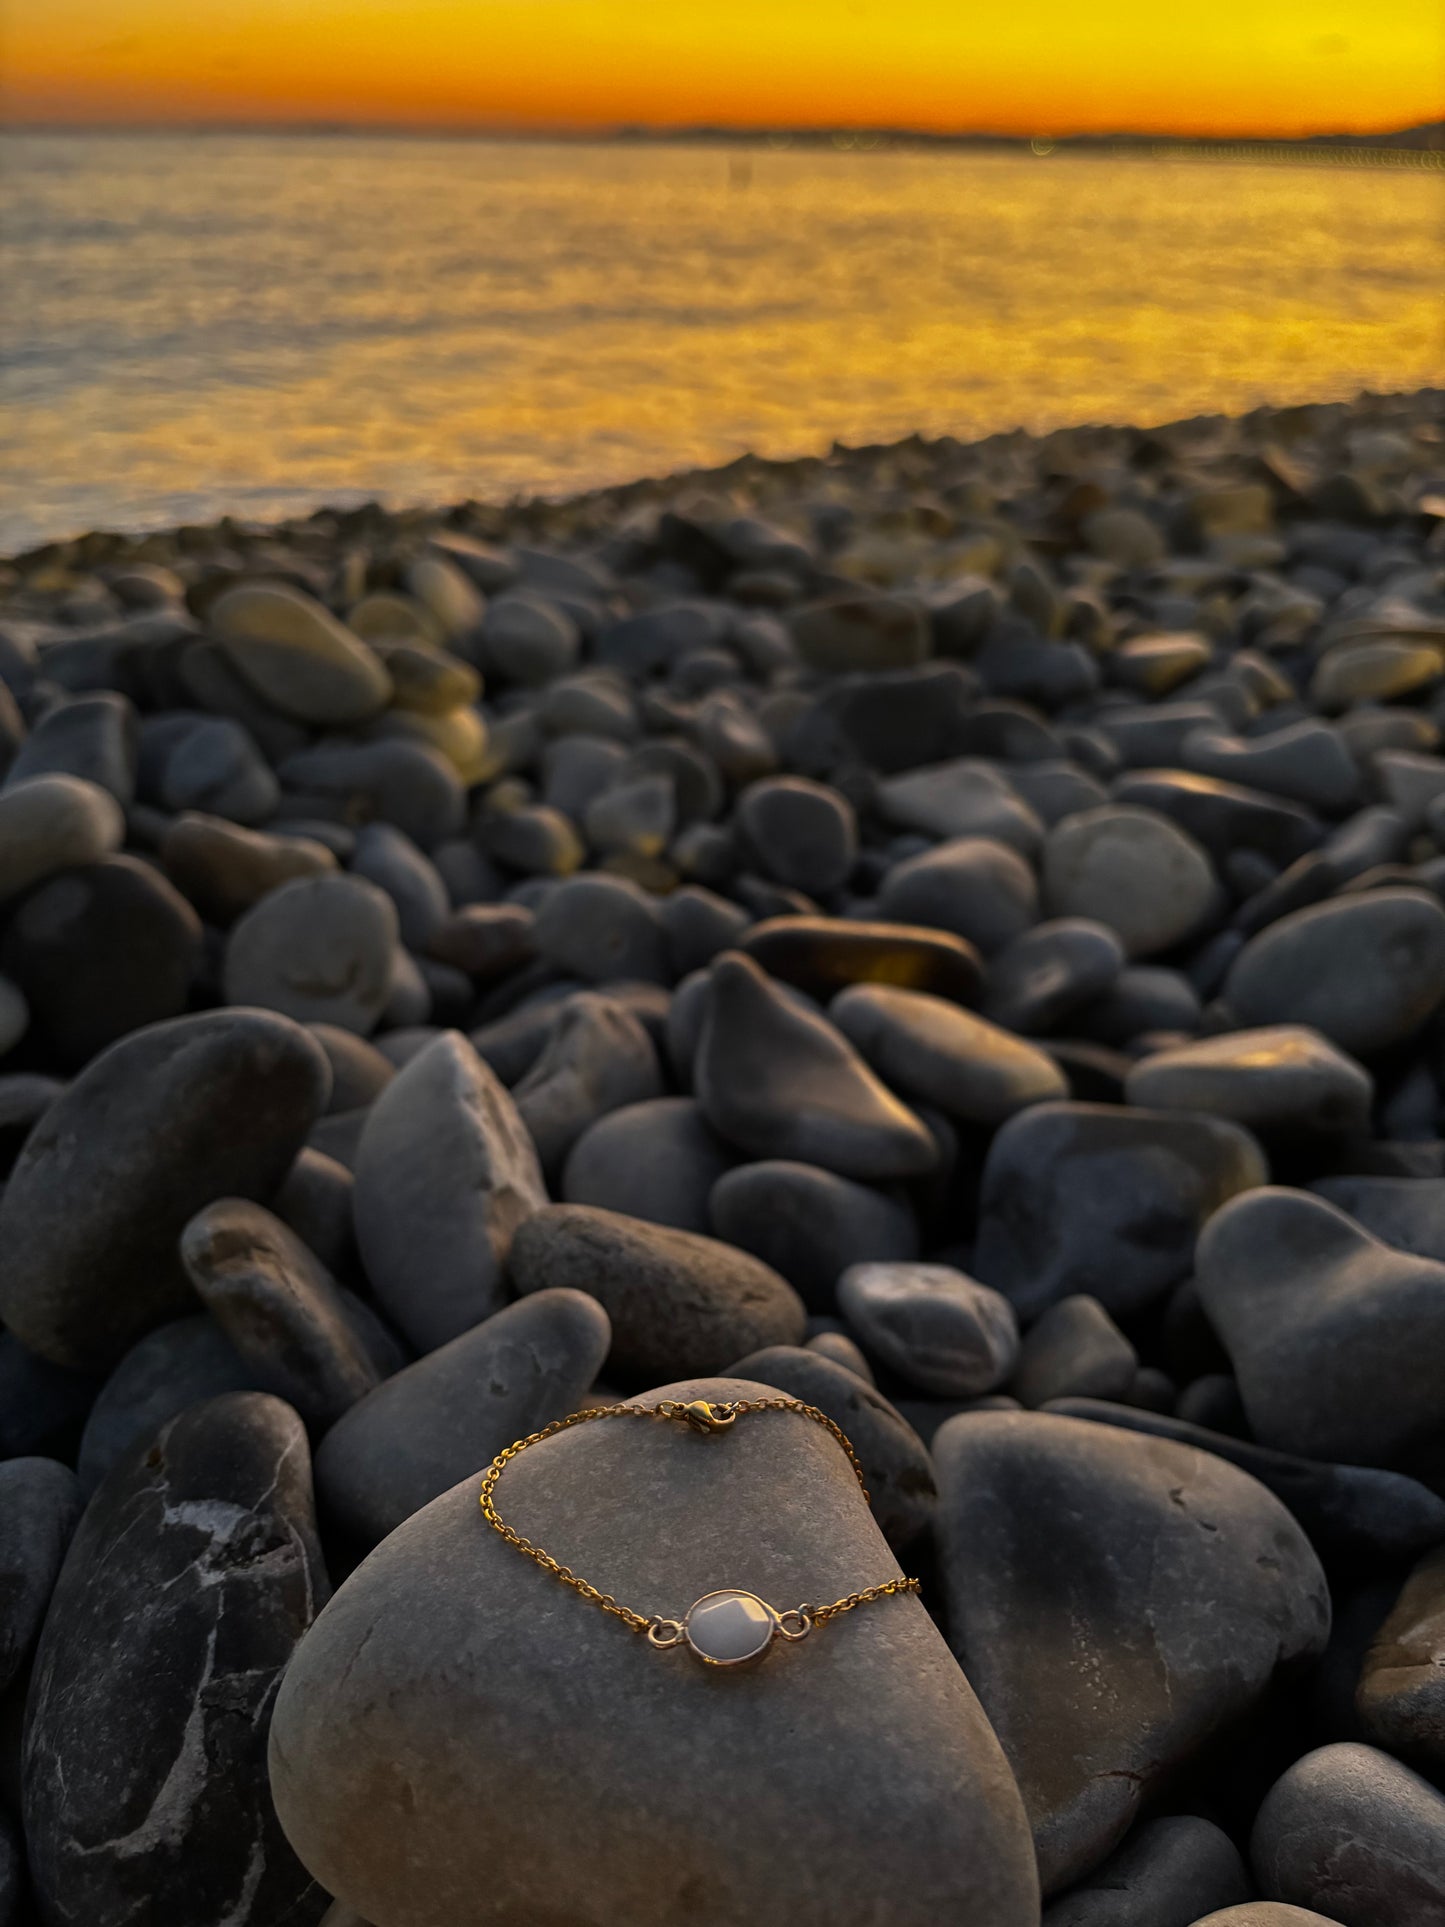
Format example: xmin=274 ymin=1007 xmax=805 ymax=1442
xmin=1 ymin=133 xmax=1441 ymax=551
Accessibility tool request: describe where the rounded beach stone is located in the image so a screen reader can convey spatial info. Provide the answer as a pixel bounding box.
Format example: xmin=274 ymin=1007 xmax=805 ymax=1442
xmin=1196 ymin=1186 xmax=1445 ymax=1474
xmin=984 ymin=918 xmax=1125 ymax=1034
xmin=316 ymin=1289 xmax=612 ymax=1551
xmin=726 ymin=1344 xmax=936 ymax=1548
xmin=1250 ymin=1744 xmax=1445 ymax=1927
xmin=1182 ymin=720 xmax=1358 ymax=815
xmin=1124 ymin=1026 xmax=1373 ymax=1135
xmin=974 ymin=1100 xmax=1267 ymax=1320
xmin=76 ymin=1315 xmax=257 ymax=1494
xmin=695 ymin=952 xmax=938 ymax=1182
xmin=475 ymin=590 xmax=579 ymax=685
xmin=874 ymin=758 xmax=1044 ymax=854
xmin=1191 ymin=1909 xmax=1345 ymax=1926
xmin=562 ymin=1097 xmax=736 ymax=1232
xmin=709 ymin=1159 xmax=919 ymax=1308
xmin=8 ymin=690 xmax=137 ymax=804
xmin=0 ymin=1457 xmax=82 ymax=1696
xmin=160 ymin=812 xmax=337 ymax=925
xmin=1011 ymin=1296 xmax=1138 ymax=1408
xmin=210 ymin=580 xmax=392 ymax=724
xmin=269 ymin=1376 xmax=1040 ymax=1927
xmin=740 ymin=915 xmax=983 ymax=1005
xmin=508 ymin=1204 xmax=806 ymax=1382
xmin=790 ymin=592 xmax=930 ymax=672
xmin=532 ymin=873 xmax=669 ymax=984
xmin=1223 ymin=887 xmax=1445 ymax=1056
xmin=736 ymin=777 xmax=857 ymax=895
xmin=1357 ymin=1544 xmax=1445 ymax=1771
xmin=157 ymin=714 xmax=279 ymax=823
xmin=512 ymin=991 xmax=663 ymax=1177
xmin=351 ymin=822 xmax=450 ymax=950
xmin=225 ymin=873 xmax=399 ymax=1035
xmin=25 ymin=1394 xmax=327 ymax=1927
xmin=1309 ymin=1174 xmax=1445 ymax=1263
xmin=878 ymin=835 xmax=1039 ymax=954
xmin=352 ymin=1031 xmax=547 ymax=1353
xmin=1041 ymin=1815 xmax=1251 ymax=1927
xmin=837 ymin=1262 xmax=1018 ymax=1397
xmin=934 ymin=1411 xmax=1330 ymax=1896
xmin=1 ymin=855 xmax=203 ymax=1068
xmin=1042 ymin=806 xmax=1216 ymax=958
xmin=180 ymin=1197 xmax=381 ymax=1433
xmin=832 ymin=982 xmax=1067 ymax=1123
xmin=0 ymin=1009 xmax=331 ymax=1370
xmin=0 ymin=774 xmax=124 ymax=904
xmin=279 ymin=738 xmax=465 ymax=849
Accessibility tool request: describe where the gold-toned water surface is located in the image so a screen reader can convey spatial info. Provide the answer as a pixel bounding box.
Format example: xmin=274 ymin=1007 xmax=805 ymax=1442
xmin=2 ymin=132 xmax=1441 ymax=550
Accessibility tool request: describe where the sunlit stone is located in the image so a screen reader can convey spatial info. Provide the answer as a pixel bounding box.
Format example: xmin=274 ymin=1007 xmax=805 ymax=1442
xmin=684 ymin=1590 xmax=777 ymax=1666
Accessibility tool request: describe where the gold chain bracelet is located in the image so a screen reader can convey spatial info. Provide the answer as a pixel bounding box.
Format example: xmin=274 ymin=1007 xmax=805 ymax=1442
xmin=479 ymin=1396 xmax=921 ymax=1669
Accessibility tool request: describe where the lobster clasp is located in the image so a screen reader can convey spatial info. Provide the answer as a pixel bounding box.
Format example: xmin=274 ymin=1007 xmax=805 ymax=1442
xmin=676 ymin=1399 xmax=738 ymax=1434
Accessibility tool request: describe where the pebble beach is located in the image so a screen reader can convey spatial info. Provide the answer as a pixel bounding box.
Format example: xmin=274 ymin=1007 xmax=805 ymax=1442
xmin=2 ymin=384 xmax=1445 ymax=1926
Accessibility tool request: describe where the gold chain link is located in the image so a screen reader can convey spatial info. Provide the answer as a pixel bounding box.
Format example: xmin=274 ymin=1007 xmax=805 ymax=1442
xmin=477 ymin=1396 xmax=920 ymax=1639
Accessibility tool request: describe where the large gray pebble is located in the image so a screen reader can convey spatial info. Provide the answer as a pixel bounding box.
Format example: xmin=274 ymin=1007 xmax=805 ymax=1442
xmin=353 ymin=1032 xmax=546 ymax=1353
xmin=532 ymin=873 xmax=670 ymax=984
xmin=838 ymin=1262 xmax=1018 ymax=1396
xmin=935 ymin=1411 xmax=1330 ymax=1895
xmin=0 ymin=1009 xmax=331 ymax=1369
xmin=509 ymin=1204 xmax=806 ymax=1381
xmin=709 ymin=1159 xmax=919 ymax=1308
xmin=7 ymin=691 xmax=137 ymax=805
xmin=832 ymin=982 xmax=1066 ymax=1123
xmin=211 ymin=580 xmax=391 ymax=725
xmin=270 ymin=1376 xmax=1040 ymax=1927
xmin=316 ymin=1289 xmax=611 ymax=1551
xmin=1042 ymin=1816 xmax=1251 ymax=1927
xmin=225 ymin=873 xmax=399 ymax=1035
xmin=0 ymin=774 xmax=124 ymax=904
xmin=879 ymin=835 xmax=1039 ymax=954
xmin=562 ymin=1097 xmax=735 ymax=1232
xmin=875 ymin=758 xmax=1044 ymax=854
xmin=1250 ymin=1743 xmax=1445 ymax=1927
xmin=1042 ymin=805 xmax=1216 ymax=958
xmin=1125 ymin=1026 xmax=1373 ymax=1135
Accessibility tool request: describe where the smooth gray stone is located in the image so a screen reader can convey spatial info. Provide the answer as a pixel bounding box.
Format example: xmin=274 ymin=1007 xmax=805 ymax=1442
xmin=878 ymin=835 xmax=1039 ymax=954
xmin=934 ymin=1411 xmax=1330 ymax=1896
xmin=1182 ymin=719 xmax=1359 ymax=814
xmin=709 ymin=1159 xmax=919 ymax=1309
xmin=832 ymin=982 xmax=1067 ymax=1123
xmin=0 ymin=774 xmax=124 ymax=904
xmin=727 ymin=1345 xmax=936 ymax=1548
xmin=508 ymin=1204 xmax=806 ymax=1382
xmin=478 ymin=798 xmax=585 ymax=876
xmin=583 ymin=772 xmax=674 ymax=858
xmin=26 ymin=1394 xmax=327 ymax=1927
xmin=512 ymin=991 xmax=662 ymax=1177
xmin=695 ymin=952 xmax=938 ymax=1182
xmin=1191 ymin=1909 xmax=1345 ymax=1926
xmin=429 ymin=902 xmax=536 ymax=983
xmin=181 ymin=1199 xmax=381 ymax=1433
xmin=1047 ymin=1399 xmax=1445 ymax=1572
xmin=1042 ymin=1815 xmax=1251 ymax=1927
xmin=739 ymin=915 xmax=984 ymax=1006
xmin=984 ymin=918 xmax=1125 ymax=1034
xmin=540 ymin=733 xmax=629 ymax=820
xmin=274 ymin=1148 xmax=357 ymax=1277
xmin=475 ymin=590 xmax=578 ymax=685
xmin=270 ymin=1376 xmax=1040 ymax=1927
xmin=1224 ymin=887 xmax=1445 ymax=1056
xmin=157 ymin=714 xmax=279 ymax=824
xmin=226 ymin=873 xmax=399 ymax=1036
xmin=1006 ymin=759 xmax=1111 ymax=825
xmin=1196 ymin=1186 xmax=1445 ymax=1475
xmin=562 ymin=1097 xmax=736 ymax=1233
xmin=1125 ymin=1026 xmax=1373 ymax=1135
xmin=306 ymin=1025 xmax=395 ymax=1114
xmin=0 ymin=1072 xmax=63 ymax=1174
xmin=1308 ymin=1174 xmax=1445 ymax=1261
xmin=837 ymin=1262 xmax=1018 ymax=1397
xmin=160 ymin=811 xmax=337 ymax=924
xmin=1250 ymin=1744 xmax=1445 ymax=1927
xmin=352 ymin=1032 xmax=547 ymax=1354
xmin=0 ymin=1009 xmax=331 ymax=1370
xmin=791 ymin=591 xmax=930 ymax=671
xmin=1011 ymin=1297 xmax=1138 ymax=1408
xmin=1042 ymin=805 xmax=1217 ymax=958
xmin=1074 ymin=963 xmax=1203 ymax=1045
xmin=595 ymin=601 xmax=724 ymax=676
xmin=532 ymin=873 xmax=669 ymax=984
xmin=975 ymin=1101 xmax=1267 ymax=1319
xmin=280 ymin=739 xmax=464 ymax=849
xmin=1110 ymin=770 xmax=1319 ymax=868
xmin=350 ymin=823 xmax=450 ymax=950
xmin=736 ymin=776 xmax=858 ymax=895
xmin=0 ymin=1458 xmax=81 ymax=1695
xmin=6 ymin=691 xmax=137 ymax=805
xmin=804 ymin=1329 xmax=875 ymax=1382
xmin=76 ymin=1315 xmax=258 ymax=1495
xmin=470 ymin=993 xmax=574 ymax=1086
xmin=1 ymin=853 xmax=203 ymax=1069
xmin=617 ymin=737 xmax=723 ymax=827
xmin=1357 ymin=1544 xmax=1445 ymax=1771
xmin=538 ymin=669 xmax=639 ymax=741
xmin=659 ymin=884 xmax=751 ymax=977
xmin=874 ymin=758 xmax=1044 ymax=855
xmin=316 ymin=1290 xmax=611 ymax=1551
xmin=210 ymin=579 xmax=391 ymax=724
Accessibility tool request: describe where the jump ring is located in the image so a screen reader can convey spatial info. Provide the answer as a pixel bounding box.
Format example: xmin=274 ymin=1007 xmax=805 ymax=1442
xmin=775 ymin=1609 xmax=812 ymax=1642
xmin=646 ymin=1617 xmax=686 ymax=1649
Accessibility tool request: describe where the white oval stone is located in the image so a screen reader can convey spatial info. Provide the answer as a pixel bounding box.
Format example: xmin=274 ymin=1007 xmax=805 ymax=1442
xmin=684 ymin=1590 xmax=777 ymax=1666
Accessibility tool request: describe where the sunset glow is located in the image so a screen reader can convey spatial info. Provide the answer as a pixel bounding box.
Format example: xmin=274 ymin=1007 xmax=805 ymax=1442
xmin=4 ymin=0 xmax=1441 ymax=139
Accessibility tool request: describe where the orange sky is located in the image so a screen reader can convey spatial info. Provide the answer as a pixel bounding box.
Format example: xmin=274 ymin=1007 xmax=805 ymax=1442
xmin=4 ymin=0 xmax=1441 ymax=138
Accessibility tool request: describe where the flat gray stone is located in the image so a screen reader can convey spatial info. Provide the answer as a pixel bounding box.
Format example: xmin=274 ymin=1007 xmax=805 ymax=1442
xmin=1042 ymin=805 xmax=1216 ymax=957
xmin=1125 ymin=1026 xmax=1373 ymax=1135
xmin=316 ymin=1289 xmax=611 ymax=1551
xmin=562 ymin=1097 xmax=736 ymax=1232
xmin=352 ymin=1032 xmax=547 ymax=1353
xmin=837 ymin=1261 xmax=1018 ymax=1396
xmin=225 ymin=874 xmax=399 ymax=1036
xmin=832 ymin=982 xmax=1067 ymax=1123
xmin=509 ymin=1204 xmax=806 ymax=1382
xmin=513 ymin=991 xmax=662 ymax=1177
xmin=270 ymin=1376 xmax=1040 ymax=1927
